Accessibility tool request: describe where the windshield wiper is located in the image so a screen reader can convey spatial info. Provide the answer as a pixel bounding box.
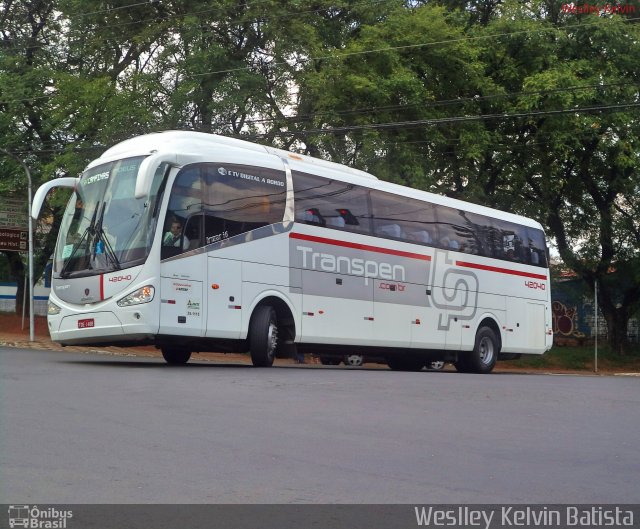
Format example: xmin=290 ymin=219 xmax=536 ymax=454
xmin=93 ymin=202 xmax=121 ymax=271
xmin=59 ymin=208 xmax=98 ymax=279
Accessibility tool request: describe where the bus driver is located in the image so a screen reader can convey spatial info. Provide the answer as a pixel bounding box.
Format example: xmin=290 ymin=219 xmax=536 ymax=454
xmin=163 ymin=218 xmax=190 ymax=249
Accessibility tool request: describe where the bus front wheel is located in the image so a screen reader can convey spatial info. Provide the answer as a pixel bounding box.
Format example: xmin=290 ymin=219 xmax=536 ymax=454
xmin=249 ymin=305 xmax=278 ymax=367
xmin=161 ymin=347 xmax=191 ymax=365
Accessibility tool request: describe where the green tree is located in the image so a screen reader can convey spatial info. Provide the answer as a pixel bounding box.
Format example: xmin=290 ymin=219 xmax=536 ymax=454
xmin=497 ymin=6 xmax=640 ymax=353
xmin=1 ymin=0 xmax=170 ymax=312
xmin=293 ymin=0 xmax=640 ymax=352
xmin=1 ymin=0 xmax=60 ymax=312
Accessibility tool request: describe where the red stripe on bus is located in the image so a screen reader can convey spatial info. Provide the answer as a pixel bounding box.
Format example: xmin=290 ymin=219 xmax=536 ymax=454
xmin=456 ymin=261 xmax=548 ymax=280
xmin=290 ymin=232 xmax=431 ymax=261
xmin=100 ymin=274 xmax=104 ymax=300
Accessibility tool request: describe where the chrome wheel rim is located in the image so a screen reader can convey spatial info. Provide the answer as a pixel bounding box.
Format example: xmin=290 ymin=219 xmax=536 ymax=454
xmin=267 ymin=320 xmax=278 ymax=358
xmin=479 ymin=336 xmax=495 ymax=365
xmin=346 ymin=355 xmax=363 ymax=366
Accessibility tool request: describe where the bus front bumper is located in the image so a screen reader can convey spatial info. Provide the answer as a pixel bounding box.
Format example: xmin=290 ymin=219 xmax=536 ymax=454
xmin=49 ymin=311 xmax=157 ymax=345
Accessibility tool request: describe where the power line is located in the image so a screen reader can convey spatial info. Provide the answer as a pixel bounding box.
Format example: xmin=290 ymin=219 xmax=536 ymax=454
xmin=1 ymin=76 xmax=637 ymax=120
xmin=236 ymin=81 xmax=640 ymax=126
xmin=9 ymin=100 xmax=640 ymax=156
xmin=265 ymin=102 xmax=640 ymax=136
xmin=68 ymin=0 xmax=156 ymax=18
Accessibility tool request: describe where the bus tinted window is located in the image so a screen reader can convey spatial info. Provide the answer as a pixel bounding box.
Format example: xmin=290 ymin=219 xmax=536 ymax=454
xmin=162 ymin=165 xmax=203 ymax=258
xmin=491 ymin=219 xmax=529 ymax=263
xmin=203 ymin=163 xmax=287 ymax=243
xmin=527 ymin=227 xmax=548 ymax=267
xmin=435 ymin=206 xmax=487 ymax=254
xmin=458 ymin=212 xmax=494 ymax=256
xmin=370 ymin=190 xmax=436 ymax=245
xmin=293 ymin=171 xmax=371 ymax=235
xmin=292 ymin=171 xmax=547 ymax=269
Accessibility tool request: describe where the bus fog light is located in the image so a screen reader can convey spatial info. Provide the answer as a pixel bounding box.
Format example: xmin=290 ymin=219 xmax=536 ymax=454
xmin=117 ymin=286 xmax=155 ymax=307
xmin=48 ymin=300 xmax=61 ymax=315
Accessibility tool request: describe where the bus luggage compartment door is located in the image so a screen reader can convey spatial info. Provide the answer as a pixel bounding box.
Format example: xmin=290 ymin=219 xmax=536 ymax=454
xmin=206 ymin=257 xmax=242 ymax=339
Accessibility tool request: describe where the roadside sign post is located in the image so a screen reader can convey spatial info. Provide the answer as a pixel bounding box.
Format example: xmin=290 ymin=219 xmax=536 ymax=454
xmin=0 ymin=149 xmax=34 ymax=342
xmin=594 ymin=280 xmax=598 ymax=373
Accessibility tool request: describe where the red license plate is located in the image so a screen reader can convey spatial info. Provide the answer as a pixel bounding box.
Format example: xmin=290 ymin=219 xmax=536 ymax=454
xmin=78 ymin=318 xmax=95 ymax=329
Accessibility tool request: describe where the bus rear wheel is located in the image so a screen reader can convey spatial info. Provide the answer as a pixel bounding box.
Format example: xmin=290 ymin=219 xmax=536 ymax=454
xmin=249 ymin=305 xmax=278 ymax=367
xmin=456 ymin=326 xmax=499 ymax=374
xmin=161 ymin=347 xmax=191 ymax=365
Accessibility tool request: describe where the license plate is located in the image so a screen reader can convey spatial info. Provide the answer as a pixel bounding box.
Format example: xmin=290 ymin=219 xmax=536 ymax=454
xmin=78 ymin=318 xmax=95 ymax=329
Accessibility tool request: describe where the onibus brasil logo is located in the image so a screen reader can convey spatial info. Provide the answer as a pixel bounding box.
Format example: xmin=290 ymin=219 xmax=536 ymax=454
xmin=8 ymin=505 xmax=73 ymax=528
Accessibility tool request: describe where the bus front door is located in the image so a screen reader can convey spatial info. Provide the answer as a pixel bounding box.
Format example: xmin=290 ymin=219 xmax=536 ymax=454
xmin=159 ymin=254 xmax=205 ymax=337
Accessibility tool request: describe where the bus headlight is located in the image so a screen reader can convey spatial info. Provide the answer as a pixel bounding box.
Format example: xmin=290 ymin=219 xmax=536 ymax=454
xmin=117 ymin=286 xmax=155 ymax=307
xmin=47 ymin=300 xmax=61 ymax=315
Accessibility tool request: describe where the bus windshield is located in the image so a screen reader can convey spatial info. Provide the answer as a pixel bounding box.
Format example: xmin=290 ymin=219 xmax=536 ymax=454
xmin=54 ymin=156 xmax=167 ymax=278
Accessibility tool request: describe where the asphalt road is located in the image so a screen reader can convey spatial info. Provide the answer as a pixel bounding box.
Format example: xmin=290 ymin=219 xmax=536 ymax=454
xmin=1 ymin=347 xmax=638 ymax=504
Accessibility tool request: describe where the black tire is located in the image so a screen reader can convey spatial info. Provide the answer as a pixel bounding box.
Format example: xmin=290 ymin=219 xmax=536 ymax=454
xmin=458 ymin=326 xmax=499 ymax=374
xmin=386 ymin=356 xmax=424 ymax=372
xmin=161 ymin=347 xmax=191 ymax=365
xmin=454 ymin=359 xmax=472 ymax=373
xmin=320 ymin=356 xmax=340 ymax=365
xmin=249 ymin=305 xmax=278 ymax=367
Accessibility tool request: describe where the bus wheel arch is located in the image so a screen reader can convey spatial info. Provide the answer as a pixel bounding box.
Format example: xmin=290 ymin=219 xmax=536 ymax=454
xmin=248 ymin=294 xmax=296 ymax=363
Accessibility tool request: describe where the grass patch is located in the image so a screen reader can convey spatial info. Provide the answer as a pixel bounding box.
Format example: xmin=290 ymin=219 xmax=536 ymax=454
xmin=503 ymin=344 xmax=640 ymax=372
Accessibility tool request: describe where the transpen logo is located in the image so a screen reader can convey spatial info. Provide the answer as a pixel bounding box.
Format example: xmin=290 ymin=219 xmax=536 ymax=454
xmin=296 ymin=245 xmax=406 ymax=285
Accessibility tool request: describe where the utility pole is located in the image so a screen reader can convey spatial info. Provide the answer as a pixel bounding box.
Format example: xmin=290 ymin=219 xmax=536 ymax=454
xmin=594 ymin=280 xmax=598 ymax=373
xmin=1 ymin=148 xmax=35 ymax=342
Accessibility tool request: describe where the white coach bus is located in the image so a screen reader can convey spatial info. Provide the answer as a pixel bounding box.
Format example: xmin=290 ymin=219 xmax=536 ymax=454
xmin=32 ymin=131 xmax=552 ymax=373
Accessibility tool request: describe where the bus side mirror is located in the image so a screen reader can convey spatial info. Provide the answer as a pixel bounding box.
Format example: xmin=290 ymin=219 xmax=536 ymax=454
xmin=134 ymin=152 xmax=178 ymax=199
xmin=31 ymin=177 xmax=79 ymax=219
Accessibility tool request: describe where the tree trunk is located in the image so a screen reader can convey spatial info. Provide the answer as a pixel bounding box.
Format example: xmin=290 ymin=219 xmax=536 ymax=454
xmin=602 ymin=307 xmax=630 ymax=355
xmin=3 ymin=251 xmax=26 ymax=315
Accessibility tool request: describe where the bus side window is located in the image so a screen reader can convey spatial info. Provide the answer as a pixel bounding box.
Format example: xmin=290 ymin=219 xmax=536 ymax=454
xmin=292 ymin=171 xmax=371 ymax=235
xmin=162 ymin=165 xmax=203 ymax=259
xmin=326 ymin=215 xmax=346 ymax=228
xmin=203 ymin=163 xmax=287 ymax=242
xmin=370 ymin=190 xmax=435 ymax=244
xmin=491 ymin=220 xmax=530 ymax=264
xmin=434 ymin=206 xmax=474 ymax=253
xmin=302 ymin=208 xmax=325 ymax=226
xmin=407 ymin=230 xmax=433 ymax=244
xmin=184 ymin=215 xmax=204 ymax=250
xmin=527 ymin=227 xmax=548 ymax=267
